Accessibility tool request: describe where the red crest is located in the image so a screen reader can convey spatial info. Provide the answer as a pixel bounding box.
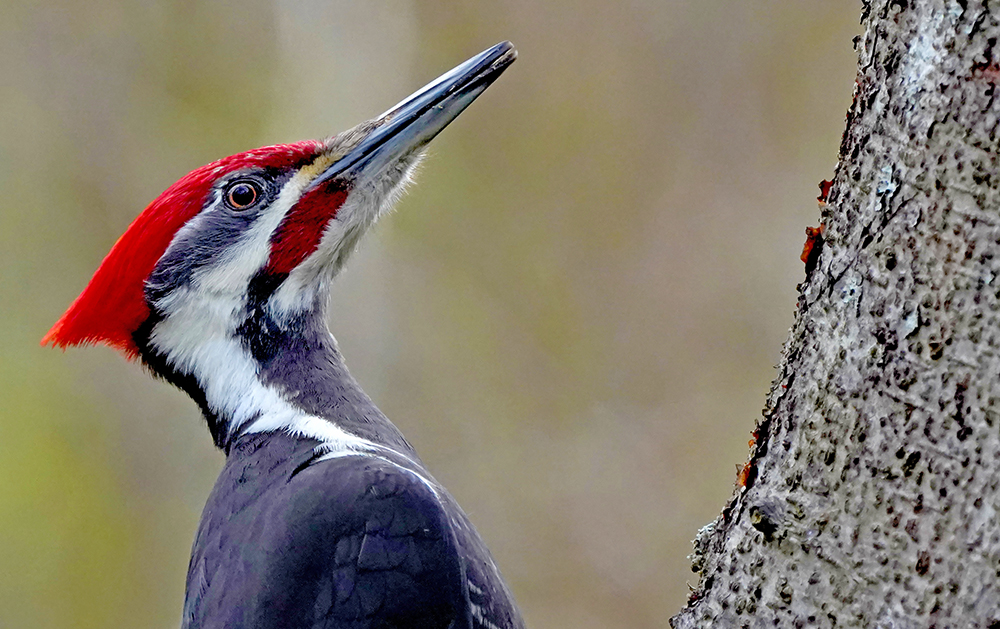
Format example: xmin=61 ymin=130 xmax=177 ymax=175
xmin=42 ymin=140 xmax=323 ymax=358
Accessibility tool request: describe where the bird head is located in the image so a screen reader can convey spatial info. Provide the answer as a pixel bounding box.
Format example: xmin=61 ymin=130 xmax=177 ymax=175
xmin=42 ymin=42 xmax=515 ymax=448
xmin=44 ymin=42 xmax=515 ymax=363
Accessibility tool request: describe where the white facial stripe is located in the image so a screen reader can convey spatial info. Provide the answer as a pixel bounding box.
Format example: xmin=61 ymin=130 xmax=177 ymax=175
xmin=148 ymin=287 xmax=273 ymax=429
xmin=190 ymin=165 xmax=318 ymax=298
xmin=149 ymin=284 xmax=376 ymax=449
xmin=149 ymin=287 xmax=238 ymax=374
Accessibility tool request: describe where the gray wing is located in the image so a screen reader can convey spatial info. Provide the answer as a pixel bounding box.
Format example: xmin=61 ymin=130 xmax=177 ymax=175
xmin=183 ymin=453 xmax=471 ymax=629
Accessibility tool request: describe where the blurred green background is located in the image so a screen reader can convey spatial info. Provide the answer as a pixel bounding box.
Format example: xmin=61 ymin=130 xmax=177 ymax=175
xmin=1 ymin=2 xmax=860 ymax=627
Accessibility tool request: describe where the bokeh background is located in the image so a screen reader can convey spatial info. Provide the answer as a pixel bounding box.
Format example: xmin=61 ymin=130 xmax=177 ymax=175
xmin=1 ymin=2 xmax=861 ymax=627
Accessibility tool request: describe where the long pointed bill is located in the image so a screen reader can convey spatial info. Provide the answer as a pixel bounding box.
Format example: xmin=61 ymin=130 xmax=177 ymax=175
xmin=309 ymin=41 xmax=517 ymax=190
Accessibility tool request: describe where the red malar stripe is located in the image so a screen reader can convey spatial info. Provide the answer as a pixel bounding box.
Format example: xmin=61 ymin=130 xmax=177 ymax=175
xmin=266 ymin=182 xmax=348 ymax=275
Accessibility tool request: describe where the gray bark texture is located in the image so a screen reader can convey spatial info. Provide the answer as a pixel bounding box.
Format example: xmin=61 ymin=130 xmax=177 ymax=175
xmin=671 ymin=2 xmax=1000 ymax=627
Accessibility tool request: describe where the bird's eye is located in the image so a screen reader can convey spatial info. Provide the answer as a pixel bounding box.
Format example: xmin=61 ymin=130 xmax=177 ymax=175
xmin=225 ymin=181 xmax=261 ymax=210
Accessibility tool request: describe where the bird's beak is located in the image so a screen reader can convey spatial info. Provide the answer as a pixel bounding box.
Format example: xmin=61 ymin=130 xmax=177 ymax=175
xmin=309 ymin=41 xmax=517 ymax=190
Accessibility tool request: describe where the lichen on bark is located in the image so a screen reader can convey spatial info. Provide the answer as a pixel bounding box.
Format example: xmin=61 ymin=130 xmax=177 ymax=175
xmin=672 ymin=2 xmax=1000 ymax=627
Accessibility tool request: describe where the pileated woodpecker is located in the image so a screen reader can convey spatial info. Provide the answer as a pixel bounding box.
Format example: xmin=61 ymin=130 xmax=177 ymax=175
xmin=44 ymin=42 xmax=522 ymax=629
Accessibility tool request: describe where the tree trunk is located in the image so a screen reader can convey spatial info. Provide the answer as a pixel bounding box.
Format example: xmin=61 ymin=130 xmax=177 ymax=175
xmin=671 ymin=2 xmax=1000 ymax=627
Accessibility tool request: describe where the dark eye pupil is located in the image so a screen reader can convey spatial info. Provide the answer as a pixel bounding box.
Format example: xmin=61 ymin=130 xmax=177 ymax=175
xmin=228 ymin=183 xmax=258 ymax=208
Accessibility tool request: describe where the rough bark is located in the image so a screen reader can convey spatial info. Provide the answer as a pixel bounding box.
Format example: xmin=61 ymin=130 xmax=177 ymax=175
xmin=672 ymin=2 xmax=1000 ymax=627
